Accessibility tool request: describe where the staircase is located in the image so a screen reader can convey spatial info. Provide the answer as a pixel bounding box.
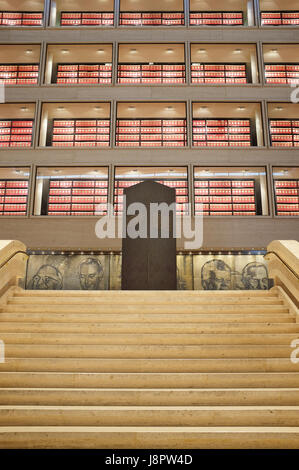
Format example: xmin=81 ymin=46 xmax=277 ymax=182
xmin=0 ymin=286 xmax=299 ymax=448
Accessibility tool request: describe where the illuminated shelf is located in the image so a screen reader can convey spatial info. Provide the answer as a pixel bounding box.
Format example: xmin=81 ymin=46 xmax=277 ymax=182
xmin=0 ymin=64 xmax=39 ymax=85
xmin=114 ymin=178 xmax=188 ymax=214
xmin=116 ymin=119 xmax=187 ymax=147
xmin=117 ymin=63 xmax=186 ymax=84
xmin=261 ymin=11 xmax=299 ymax=25
xmin=190 ymin=11 xmax=243 ymax=26
xmin=56 ymin=63 xmax=112 ymax=84
xmin=194 ymin=179 xmax=259 ymax=216
xmin=191 ymin=63 xmax=248 ymax=84
xmin=119 ymin=12 xmax=184 ymax=26
xmin=60 ymin=12 xmax=114 ymax=26
xmin=0 ymin=120 xmax=33 ymax=148
xmin=51 ymin=119 xmax=110 ymax=147
xmin=0 ymin=180 xmax=28 ymax=216
xmin=274 ymin=179 xmax=299 ymax=216
xmin=269 ymin=119 xmax=299 ymax=147
xmin=0 ymin=11 xmax=43 ymax=26
xmin=42 ymin=179 xmax=109 ymax=216
xmin=265 ymin=64 xmax=299 ymax=85
xmin=192 ymin=119 xmax=254 ymax=147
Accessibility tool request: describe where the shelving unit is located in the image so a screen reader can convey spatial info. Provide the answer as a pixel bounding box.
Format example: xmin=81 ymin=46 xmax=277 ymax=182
xmin=0 ymin=119 xmax=33 ymax=148
xmin=191 ymin=63 xmax=248 ymax=84
xmin=43 ymin=179 xmax=109 ymax=216
xmin=269 ymin=119 xmax=299 ymax=147
xmin=274 ymin=179 xmax=299 ymax=216
xmin=117 ymin=64 xmax=185 ymax=84
xmin=261 ymin=11 xmax=299 ymax=25
xmin=0 ymin=179 xmax=28 ymax=216
xmin=56 ymin=63 xmax=112 ymax=84
xmin=264 ymin=64 xmax=299 ymax=85
xmin=0 ymin=64 xmax=39 ymax=85
xmin=119 ymin=12 xmax=184 ymax=26
xmin=0 ymin=11 xmax=43 ymax=26
xmin=50 ymin=119 xmax=110 ymax=147
xmin=192 ymin=119 xmax=253 ymax=147
xmin=114 ymin=177 xmax=188 ymax=214
xmin=190 ymin=11 xmax=243 ymax=26
xmin=194 ymin=178 xmax=259 ymax=216
xmin=60 ymin=12 xmax=114 ymax=26
xmin=115 ymin=119 xmax=187 ymax=147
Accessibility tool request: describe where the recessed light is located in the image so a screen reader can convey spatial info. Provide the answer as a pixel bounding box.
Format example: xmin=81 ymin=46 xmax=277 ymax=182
xmin=57 ymin=106 xmax=65 ymax=111
xmin=25 ymin=49 xmax=33 ymax=55
xmin=94 ymin=106 xmax=103 ymax=111
xmin=14 ymin=169 xmax=21 ymax=174
xmin=20 ymin=106 xmax=28 ymax=112
xmin=97 ymin=49 xmax=104 ymax=53
xmin=165 ymin=106 xmax=173 ymax=110
xmin=238 ymin=106 xmax=246 ymax=111
xmin=130 ymin=49 xmax=137 ymax=54
xmin=128 ymin=106 xmax=136 ymax=110
xmin=166 ymin=48 xmax=174 ymax=53
xmin=275 ymin=106 xmax=283 ymax=111
xmin=54 ymin=169 xmax=61 ymax=174
xmin=234 ymin=48 xmax=243 ymax=53
xmin=199 ymin=106 xmax=208 ymax=110
xmin=61 ymin=49 xmax=69 ymax=54
xmin=198 ymin=49 xmax=206 ymax=53
xmin=271 ymin=48 xmax=278 ymax=53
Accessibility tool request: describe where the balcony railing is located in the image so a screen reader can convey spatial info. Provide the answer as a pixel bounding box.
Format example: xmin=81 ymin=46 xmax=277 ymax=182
xmin=265 ymin=64 xmax=299 ymax=85
xmin=269 ymin=119 xmax=299 ymax=147
xmin=192 ymin=119 xmax=255 ymax=147
xmin=0 ymin=11 xmax=43 ymax=26
xmin=60 ymin=12 xmax=114 ymax=26
xmin=190 ymin=11 xmax=243 ymax=26
xmin=117 ymin=64 xmax=186 ymax=84
xmin=115 ymin=118 xmax=187 ymax=147
xmin=119 ymin=12 xmax=184 ymax=26
xmin=191 ymin=63 xmax=248 ymax=84
xmin=261 ymin=11 xmax=299 ymax=25
xmin=55 ymin=64 xmax=112 ymax=84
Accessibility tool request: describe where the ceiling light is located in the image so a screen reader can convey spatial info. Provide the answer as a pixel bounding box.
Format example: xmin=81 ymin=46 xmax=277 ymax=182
xmin=199 ymin=106 xmax=208 ymax=110
xmin=130 ymin=49 xmax=137 ymax=54
xmin=128 ymin=106 xmax=136 ymax=110
xmin=94 ymin=106 xmax=103 ymax=111
xmin=271 ymin=48 xmax=278 ymax=53
xmin=57 ymin=106 xmax=65 ymax=111
xmin=20 ymin=106 xmax=28 ymax=112
xmin=14 ymin=169 xmax=21 ymax=174
xmin=275 ymin=106 xmax=283 ymax=111
xmin=97 ymin=49 xmax=104 ymax=53
xmin=54 ymin=169 xmax=61 ymax=174
xmin=198 ymin=49 xmax=206 ymax=53
xmin=234 ymin=48 xmax=243 ymax=53
xmin=61 ymin=49 xmax=69 ymax=54
xmin=238 ymin=106 xmax=246 ymax=111
xmin=166 ymin=48 xmax=174 ymax=53
xmin=25 ymin=49 xmax=33 ymax=55
xmin=165 ymin=106 xmax=173 ymax=110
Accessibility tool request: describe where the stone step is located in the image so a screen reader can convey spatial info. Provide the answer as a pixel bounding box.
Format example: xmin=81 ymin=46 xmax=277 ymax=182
xmin=1 ymin=372 xmax=299 ymax=389
xmin=0 ymin=426 xmax=298 ymax=449
xmin=0 ymin=358 xmax=298 ymax=373
xmin=1 ymin=332 xmax=298 ymax=345
xmin=8 ymin=296 xmax=284 ymax=306
xmin=2 ymin=344 xmax=296 ymax=359
xmin=0 ymin=312 xmax=294 ymax=323
xmin=1 ymin=406 xmax=299 ymax=427
xmin=0 ymin=322 xmax=297 ymax=334
xmin=1 ymin=388 xmax=299 ymax=406
xmin=2 ymin=304 xmax=289 ymax=314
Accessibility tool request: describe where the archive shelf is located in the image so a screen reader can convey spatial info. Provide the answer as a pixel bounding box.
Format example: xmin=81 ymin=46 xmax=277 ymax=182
xmin=269 ymin=119 xmax=299 ymax=147
xmin=191 ymin=63 xmax=248 ymax=84
xmin=0 ymin=119 xmax=34 ymax=148
xmin=189 ymin=11 xmax=243 ymax=26
xmin=0 ymin=11 xmax=43 ymax=26
xmin=261 ymin=11 xmax=299 ymax=25
xmin=0 ymin=179 xmax=28 ymax=216
xmin=264 ymin=64 xmax=299 ymax=85
xmin=0 ymin=64 xmax=39 ymax=85
xmin=194 ymin=178 xmax=260 ymax=216
xmin=55 ymin=63 xmax=112 ymax=85
xmin=274 ymin=179 xmax=299 ymax=216
xmin=192 ymin=119 xmax=255 ymax=147
xmin=117 ymin=63 xmax=186 ymax=84
xmin=60 ymin=12 xmax=114 ymax=26
xmin=115 ymin=119 xmax=187 ymax=147
xmin=49 ymin=119 xmax=111 ymax=148
xmin=119 ymin=12 xmax=184 ymax=26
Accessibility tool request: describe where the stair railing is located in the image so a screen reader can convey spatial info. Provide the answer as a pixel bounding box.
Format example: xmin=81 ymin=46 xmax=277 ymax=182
xmin=265 ymin=240 xmax=299 ymax=308
xmin=0 ymin=240 xmax=28 ymax=300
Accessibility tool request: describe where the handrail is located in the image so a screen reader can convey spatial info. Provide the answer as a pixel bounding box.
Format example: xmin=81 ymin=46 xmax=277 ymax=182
xmin=264 ymin=251 xmax=299 ymax=280
xmin=0 ymin=250 xmax=28 ymax=271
